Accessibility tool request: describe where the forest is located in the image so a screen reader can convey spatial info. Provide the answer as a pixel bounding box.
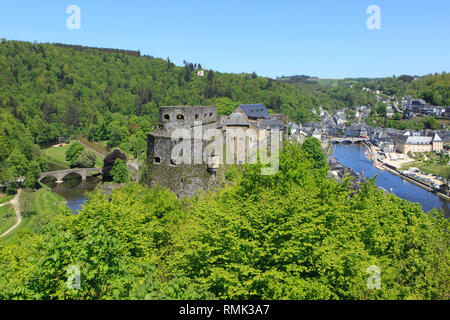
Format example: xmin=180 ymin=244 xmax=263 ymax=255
xmin=346 ymin=73 xmax=450 ymax=106
xmin=0 ymin=39 xmax=449 ymax=299
xmin=0 ymin=39 xmax=335 ymax=185
xmin=0 ymin=141 xmax=448 ymax=299
xmin=1 ymin=40 xmax=449 ymax=187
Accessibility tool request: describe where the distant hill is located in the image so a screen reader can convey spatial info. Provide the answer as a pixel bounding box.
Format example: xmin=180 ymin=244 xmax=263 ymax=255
xmin=0 ymin=40 xmax=322 ymax=147
xmin=1 ymin=39 xmax=335 ymax=182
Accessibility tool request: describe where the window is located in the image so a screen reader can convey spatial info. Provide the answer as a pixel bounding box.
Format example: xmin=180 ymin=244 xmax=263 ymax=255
xmin=177 ymin=114 xmax=184 ymax=120
xmin=164 ymin=114 xmax=170 ymax=121
xmin=195 ymin=114 xmax=199 ymax=120
xmin=209 ymin=112 xmax=213 ymax=118
xmin=154 ymin=157 xmax=161 ymax=164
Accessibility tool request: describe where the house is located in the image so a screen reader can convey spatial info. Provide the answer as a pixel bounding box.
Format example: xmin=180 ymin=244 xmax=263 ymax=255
xmin=359 ymin=125 xmax=369 ymax=138
xmin=393 ymin=132 xmax=443 ymax=154
xmin=403 ymin=111 xmax=415 ymax=119
xmin=326 ymin=126 xmax=339 ymax=136
xmin=312 ymin=128 xmax=322 ymax=141
xmin=408 ymin=99 xmax=428 ymax=112
xmin=232 ymin=104 xmax=269 ymax=123
xmin=444 ymin=107 xmax=450 ymax=118
xmin=333 ymin=110 xmax=346 ymax=126
xmin=291 ymin=130 xmax=308 ymax=144
xmin=379 ymin=141 xmax=395 ymax=153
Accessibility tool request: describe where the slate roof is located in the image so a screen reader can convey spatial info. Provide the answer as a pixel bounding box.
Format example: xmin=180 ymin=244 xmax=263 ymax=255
xmin=239 ymin=104 xmax=269 ymax=119
xmin=405 ymin=136 xmax=433 ymax=144
xmin=258 ymin=119 xmax=284 ymax=130
xmin=439 ymin=132 xmax=450 ymax=143
xmin=226 ymin=112 xmax=249 ymax=127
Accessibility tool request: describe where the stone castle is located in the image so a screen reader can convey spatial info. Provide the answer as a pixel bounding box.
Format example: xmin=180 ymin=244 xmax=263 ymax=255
xmin=144 ymin=104 xmax=287 ymax=197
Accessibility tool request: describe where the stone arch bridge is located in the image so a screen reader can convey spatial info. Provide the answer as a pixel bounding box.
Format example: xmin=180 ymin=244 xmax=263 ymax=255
xmin=39 ymin=168 xmax=102 ymax=183
xmin=329 ymin=137 xmax=369 ymax=144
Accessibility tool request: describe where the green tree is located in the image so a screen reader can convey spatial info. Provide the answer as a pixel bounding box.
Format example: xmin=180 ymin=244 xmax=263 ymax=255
xmin=6 ymin=149 xmax=28 ymax=176
xmin=302 ymin=137 xmax=327 ymax=169
xmin=422 ymin=117 xmax=438 ymax=130
xmin=65 ymin=142 xmax=85 ymax=168
xmin=111 ymin=158 xmax=129 ymax=183
xmin=22 ymin=160 xmax=43 ymax=189
xmin=5 ymin=181 xmax=17 ymax=195
xmin=75 ymin=150 xmax=97 ymax=168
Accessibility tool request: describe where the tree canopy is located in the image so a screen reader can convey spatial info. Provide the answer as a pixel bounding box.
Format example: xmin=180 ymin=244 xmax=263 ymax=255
xmin=0 ymin=142 xmax=447 ymax=300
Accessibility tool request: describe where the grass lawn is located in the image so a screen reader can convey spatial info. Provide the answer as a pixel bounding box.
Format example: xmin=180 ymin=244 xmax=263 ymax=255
xmin=0 ymin=186 xmax=68 ymax=243
xmin=41 ymin=142 xmax=104 ymax=169
xmin=0 ymin=194 xmax=14 ymax=205
xmin=416 ymin=163 xmax=450 ymax=179
xmin=403 ymin=161 xmax=450 ymax=179
xmin=0 ymin=204 xmax=16 ymax=235
xmin=41 ymin=143 xmax=72 ymax=168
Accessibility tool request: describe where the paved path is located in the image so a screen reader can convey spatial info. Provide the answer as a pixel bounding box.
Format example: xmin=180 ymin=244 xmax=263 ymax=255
xmin=0 ymin=190 xmax=22 ymax=238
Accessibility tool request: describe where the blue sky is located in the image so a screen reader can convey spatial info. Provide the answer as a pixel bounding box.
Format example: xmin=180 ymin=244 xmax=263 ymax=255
xmin=1 ymin=0 xmax=449 ymax=78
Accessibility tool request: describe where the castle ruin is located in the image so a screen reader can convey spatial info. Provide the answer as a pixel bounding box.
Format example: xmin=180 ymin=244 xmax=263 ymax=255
xmin=144 ymin=104 xmax=287 ymax=198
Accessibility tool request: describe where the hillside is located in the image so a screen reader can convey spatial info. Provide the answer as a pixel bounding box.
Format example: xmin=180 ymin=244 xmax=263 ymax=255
xmin=277 ymin=75 xmax=377 ymax=111
xmin=1 ymin=40 xmax=449 ymax=186
xmin=0 ymin=40 xmax=322 ymax=147
xmin=351 ymin=74 xmax=450 ymax=106
xmin=0 ymin=142 xmax=448 ymax=299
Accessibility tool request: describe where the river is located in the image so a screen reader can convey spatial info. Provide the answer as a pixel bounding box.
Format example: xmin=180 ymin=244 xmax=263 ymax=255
xmin=332 ymin=143 xmax=449 ymax=218
xmin=42 ymin=143 xmax=449 ymax=217
xmin=42 ymin=176 xmax=102 ymax=214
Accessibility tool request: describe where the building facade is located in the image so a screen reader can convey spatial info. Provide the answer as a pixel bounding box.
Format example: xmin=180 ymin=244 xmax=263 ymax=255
xmin=394 ymin=133 xmax=443 ymax=154
xmin=145 ymin=104 xmax=287 ymax=197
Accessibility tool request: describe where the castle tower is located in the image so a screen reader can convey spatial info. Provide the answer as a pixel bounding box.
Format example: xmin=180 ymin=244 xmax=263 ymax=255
xmin=145 ymin=106 xmax=222 ymax=198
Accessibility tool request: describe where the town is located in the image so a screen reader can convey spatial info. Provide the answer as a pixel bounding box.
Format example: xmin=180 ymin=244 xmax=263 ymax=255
xmin=1 ymin=0 xmax=450 ymax=302
xmin=289 ymin=95 xmax=450 ymax=199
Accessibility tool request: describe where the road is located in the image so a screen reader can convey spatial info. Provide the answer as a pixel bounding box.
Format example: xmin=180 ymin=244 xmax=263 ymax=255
xmin=0 ymin=189 xmax=22 ymax=238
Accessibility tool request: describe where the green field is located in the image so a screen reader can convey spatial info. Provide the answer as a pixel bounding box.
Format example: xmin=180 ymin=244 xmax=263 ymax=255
xmin=0 ymin=186 xmax=68 ymax=243
xmin=40 ymin=143 xmax=72 ymax=168
xmin=403 ymin=161 xmax=450 ymax=179
xmin=41 ymin=142 xmax=104 ymax=169
xmin=0 ymin=195 xmax=13 ymax=205
xmin=316 ymin=78 xmax=341 ymax=87
xmin=416 ymin=163 xmax=450 ymax=179
xmin=0 ymin=204 xmax=16 ymax=235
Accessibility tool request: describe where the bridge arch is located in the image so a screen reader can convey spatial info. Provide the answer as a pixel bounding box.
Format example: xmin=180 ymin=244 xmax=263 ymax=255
xmin=39 ymin=168 xmax=102 ymax=184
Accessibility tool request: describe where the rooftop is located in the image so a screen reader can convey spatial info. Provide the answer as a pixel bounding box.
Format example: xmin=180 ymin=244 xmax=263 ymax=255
xmin=239 ymin=104 xmax=269 ymax=119
xmin=226 ymin=112 xmax=249 ymax=127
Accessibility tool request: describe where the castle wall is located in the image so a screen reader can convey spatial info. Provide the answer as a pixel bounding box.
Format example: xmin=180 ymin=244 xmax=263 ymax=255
xmin=145 ymin=105 xmax=284 ymax=198
xmin=145 ymin=105 xmax=223 ymax=198
xmin=159 ymin=106 xmax=217 ymax=132
xmin=143 ymin=162 xmax=224 ymax=198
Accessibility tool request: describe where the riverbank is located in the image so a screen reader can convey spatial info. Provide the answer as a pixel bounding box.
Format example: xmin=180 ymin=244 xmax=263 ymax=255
xmin=381 ymin=162 xmax=450 ymax=201
xmin=0 ymin=186 xmax=67 ymax=243
xmin=358 ymin=141 xmax=450 ymax=201
xmin=42 ymin=177 xmax=102 ymax=214
xmin=332 ymin=143 xmax=449 ymax=217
